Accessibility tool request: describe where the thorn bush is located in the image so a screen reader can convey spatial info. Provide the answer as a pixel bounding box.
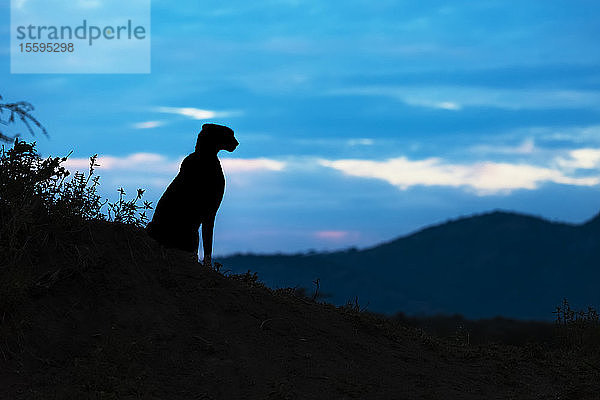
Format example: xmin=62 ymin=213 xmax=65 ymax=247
xmin=0 ymin=139 xmax=152 ymax=264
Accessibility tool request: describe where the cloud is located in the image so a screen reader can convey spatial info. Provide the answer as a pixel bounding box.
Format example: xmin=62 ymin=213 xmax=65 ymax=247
xmin=132 ymin=121 xmax=165 ymax=129
xmin=495 ymin=125 xmax=600 ymax=148
xmin=65 ymin=153 xmax=180 ymax=174
xmin=556 ymin=148 xmax=600 ymax=170
xmin=319 ymin=156 xmax=599 ymax=195
xmin=58 ymin=148 xmax=600 ymax=198
xmin=329 ymin=86 xmax=600 ymax=111
xmin=221 ymin=158 xmax=285 ymax=172
xmin=65 ymin=153 xmax=285 ymax=175
xmin=314 ymin=230 xmax=358 ymax=241
xmin=470 ymin=138 xmax=536 ymax=155
xmin=156 ymin=106 xmax=240 ymax=120
xmin=403 ymin=99 xmax=462 ymax=111
xmin=347 ymin=138 xmax=374 ymax=146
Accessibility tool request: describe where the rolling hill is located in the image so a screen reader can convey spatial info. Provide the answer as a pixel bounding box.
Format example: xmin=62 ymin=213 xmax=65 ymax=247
xmin=217 ymin=210 xmax=600 ymax=320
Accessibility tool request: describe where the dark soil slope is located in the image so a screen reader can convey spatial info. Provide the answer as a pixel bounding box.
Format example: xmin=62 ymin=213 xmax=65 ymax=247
xmin=1 ymin=221 xmax=599 ymax=399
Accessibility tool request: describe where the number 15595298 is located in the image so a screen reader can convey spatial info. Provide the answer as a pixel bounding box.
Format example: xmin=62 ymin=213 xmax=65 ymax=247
xmin=19 ymin=43 xmax=74 ymax=52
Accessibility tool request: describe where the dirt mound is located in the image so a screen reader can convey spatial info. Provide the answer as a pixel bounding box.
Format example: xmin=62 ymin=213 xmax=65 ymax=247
xmin=1 ymin=221 xmax=598 ymax=399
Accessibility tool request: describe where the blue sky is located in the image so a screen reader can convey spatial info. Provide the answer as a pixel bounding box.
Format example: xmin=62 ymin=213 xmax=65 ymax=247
xmin=2 ymin=0 xmax=600 ymax=254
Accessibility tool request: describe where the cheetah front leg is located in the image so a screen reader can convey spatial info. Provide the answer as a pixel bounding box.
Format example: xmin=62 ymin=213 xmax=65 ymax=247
xmin=201 ymin=212 xmax=216 ymax=267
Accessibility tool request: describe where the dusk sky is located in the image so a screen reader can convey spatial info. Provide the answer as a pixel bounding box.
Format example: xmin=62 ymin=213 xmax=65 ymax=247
xmin=2 ymin=1 xmax=600 ymax=254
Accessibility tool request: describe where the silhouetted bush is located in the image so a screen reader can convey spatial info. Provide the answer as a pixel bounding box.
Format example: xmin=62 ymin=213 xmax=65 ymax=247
xmin=0 ymin=139 xmax=151 ymax=234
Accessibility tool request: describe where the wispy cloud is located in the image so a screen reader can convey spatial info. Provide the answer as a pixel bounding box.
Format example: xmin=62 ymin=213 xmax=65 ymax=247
xmin=156 ymin=106 xmax=240 ymax=120
xmin=221 ymin=158 xmax=285 ymax=172
xmin=314 ymin=230 xmax=359 ymax=241
xmin=404 ymin=99 xmax=462 ymax=111
xmin=496 ymin=125 xmax=600 ymax=148
xmin=556 ymin=148 xmax=600 ymax=170
xmin=470 ymin=138 xmax=536 ymax=155
xmin=65 ymin=153 xmax=180 ymax=174
xmin=132 ymin=120 xmax=165 ymax=129
xmin=65 ymin=153 xmax=285 ymax=175
xmin=347 ymin=138 xmax=374 ymax=146
xmin=319 ymin=155 xmax=599 ymax=195
xmin=330 ymin=86 xmax=600 ymax=111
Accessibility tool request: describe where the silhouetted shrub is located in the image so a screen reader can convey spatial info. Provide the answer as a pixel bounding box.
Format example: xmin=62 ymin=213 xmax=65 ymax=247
xmin=0 ymin=140 xmax=151 ymax=234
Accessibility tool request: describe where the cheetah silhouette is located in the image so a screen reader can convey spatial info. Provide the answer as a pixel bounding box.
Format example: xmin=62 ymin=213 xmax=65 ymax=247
xmin=146 ymin=123 xmax=238 ymax=264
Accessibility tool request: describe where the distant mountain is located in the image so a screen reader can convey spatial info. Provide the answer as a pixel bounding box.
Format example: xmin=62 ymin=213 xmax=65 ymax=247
xmin=217 ymin=210 xmax=600 ymax=320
